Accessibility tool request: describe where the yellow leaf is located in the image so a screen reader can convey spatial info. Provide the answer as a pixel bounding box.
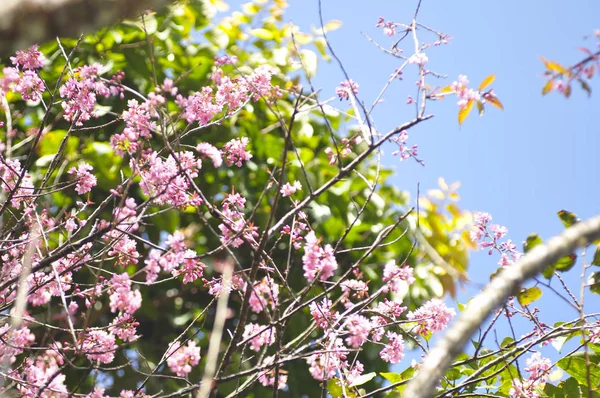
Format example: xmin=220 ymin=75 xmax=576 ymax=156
xmin=293 ymin=32 xmax=313 ymax=44
xmin=250 ymin=28 xmax=274 ymax=40
xmin=428 ymin=189 xmax=445 ymax=200
xmin=439 ymin=85 xmax=454 ymax=94
xmin=324 ymin=20 xmax=343 ymax=32
xmin=458 ymin=100 xmax=474 ymax=125
xmin=542 ymin=80 xmax=554 ymax=95
xmin=541 ymin=57 xmax=568 ymax=75
xmin=478 ymin=74 xmax=496 ymax=91
xmin=486 ymin=96 xmax=504 ymax=110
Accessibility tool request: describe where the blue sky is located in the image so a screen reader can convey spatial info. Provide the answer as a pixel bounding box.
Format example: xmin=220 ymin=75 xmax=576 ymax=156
xmin=272 ymin=1 xmax=600 ymax=309
xmin=272 ymin=0 xmax=600 ymax=376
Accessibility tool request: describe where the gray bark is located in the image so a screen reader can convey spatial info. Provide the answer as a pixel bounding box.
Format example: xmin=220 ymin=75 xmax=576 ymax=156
xmin=0 ymin=0 xmax=171 ymax=56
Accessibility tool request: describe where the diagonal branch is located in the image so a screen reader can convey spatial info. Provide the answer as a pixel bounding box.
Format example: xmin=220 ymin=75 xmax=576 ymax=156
xmin=403 ymin=214 xmax=600 ymax=398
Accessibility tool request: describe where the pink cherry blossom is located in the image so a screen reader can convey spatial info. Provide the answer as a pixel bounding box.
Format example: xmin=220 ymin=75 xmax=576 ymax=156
xmin=166 ymin=340 xmax=201 ymax=377
xmin=280 ymin=180 xmax=302 ymax=197
xmin=222 ymin=137 xmax=252 ymax=167
xmin=11 ymin=45 xmax=46 ymax=70
xmin=82 ymin=330 xmax=117 ymax=364
xmin=407 ymin=298 xmax=456 ymax=335
xmin=68 ymin=162 xmax=97 ymax=194
xmin=336 ymin=79 xmax=359 ymax=100
xmin=243 ymin=323 xmax=275 ymax=352
xmin=379 ymin=331 xmax=405 ymax=364
xmin=302 ymin=231 xmax=338 ymax=282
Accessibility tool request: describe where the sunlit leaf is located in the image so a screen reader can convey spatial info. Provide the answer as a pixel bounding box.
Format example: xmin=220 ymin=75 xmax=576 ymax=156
xmin=478 ymin=74 xmax=496 ymax=91
xmin=486 ymin=95 xmax=504 ymax=110
xmin=523 ymin=233 xmax=543 ymax=253
xmin=380 ymin=372 xmax=403 ymax=384
xmin=458 ymin=100 xmax=474 ymax=125
xmin=592 ymin=246 xmax=600 ymax=266
xmin=542 ymin=80 xmax=554 ymax=95
xmin=349 ymin=372 xmax=376 ymax=387
xmin=541 ymin=56 xmax=569 ymax=75
xmin=299 ymin=49 xmax=318 ymax=77
xmin=250 ymin=28 xmax=275 ymax=40
xmin=517 ymin=286 xmax=542 ymax=306
xmin=558 ymin=210 xmax=579 ymax=228
xmin=439 ymin=85 xmax=454 ymax=94
xmin=554 ymin=253 xmax=577 ymax=272
xmin=589 ymin=272 xmax=600 ymax=294
xmin=476 ymin=101 xmax=484 ymax=116
xmin=324 ymin=20 xmax=343 ymax=32
xmin=557 ymin=353 xmax=600 ymax=387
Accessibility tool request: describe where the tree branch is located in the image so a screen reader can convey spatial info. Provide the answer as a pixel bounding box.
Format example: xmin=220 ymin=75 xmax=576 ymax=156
xmin=403 ymin=214 xmax=600 ymax=398
xmin=0 ymin=0 xmax=171 ymax=56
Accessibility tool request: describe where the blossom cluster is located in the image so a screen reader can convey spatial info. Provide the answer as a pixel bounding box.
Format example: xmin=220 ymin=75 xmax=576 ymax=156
xmin=471 ymin=211 xmax=522 ymax=267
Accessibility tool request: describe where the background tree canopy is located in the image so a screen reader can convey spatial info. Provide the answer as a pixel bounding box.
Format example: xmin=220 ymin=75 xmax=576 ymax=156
xmin=0 ymin=0 xmax=472 ymax=396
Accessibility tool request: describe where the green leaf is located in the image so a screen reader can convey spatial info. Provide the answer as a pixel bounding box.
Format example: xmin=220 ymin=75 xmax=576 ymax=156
xmin=591 ymin=246 xmax=600 ymax=266
xmin=517 ymin=286 xmax=542 ymax=306
xmin=580 ymin=79 xmax=592 ymax=97
xmin=554 ymin=253 xmax=577 ymax=272
xmin=478 ymin=74 xmax=496 ymax=90
xmin=349 ymin=372 xmax=376 ymax=387
xmin=558 ymin=210 xmax=579 ymax=228
xmin=476 ymin=101 xmax=485 ymax=116
xmin=523 ymin=233 xmax=543 ymax=253
xmin=552 ymin=334 xmax=571 ymax=353
xmin=588 ymin=272 xmax=600 ymax=294
xmin=380 ymin=372 xmax=403 ymax=384
xmin=557 ymin=352 xmax=600 ymax=387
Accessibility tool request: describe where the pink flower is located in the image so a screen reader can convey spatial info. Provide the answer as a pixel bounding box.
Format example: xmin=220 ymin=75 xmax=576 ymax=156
xmin=137 ymin=151 xmax=201 ymax=208
xmin=309 ymin=298 xmax=337 ymax=329
xmin=383 ymin=260 xmax=416 ymax=293
xmin=336 ymin=79 xmax=359 ymax=101
xmin=302 ymin=231 xmax=338 ymax=282
xmin=344 ymin=314 xmax=371 ymax=348
xmin=248 ymin=276 xmax=279 ymax=313
xmin=68 ymin=162 xmax=97 ymax=194
xmin=376 ymin=17 xmax=397 ymax=36
xmin=59 ymin=63 xmax=115 ymax=125
xmin=407 ymin=298 xmax=456 ymax=335
xmin=108 ymin=272 xmax=142 ymax=314
xmin=306 ymin=336 xmax=348 ymax=381
xmin=0 ymin=324 xmax=35 ymax=364
xmin=379 ymin=331 xmax=405 ymax=364
xmin=258 ymin=356 xmax=287 ymax=389
xmin=11 ymin=45 xmax=46 ymax=70
xmin=196 ymin=142 xmax=223 ymax=167
xmin=524 ymin=353 xmax=552 ymax=382
xmin=222 ymin=137 xmax=252 ymax=167
xmin=82 ymin=330 xmax=117 ymax=364
xmin=109 ymin=313 xmax=139 ymax=342
xmin=177 ymin=86 xmax=223 ymax=125
xmin=408 ymin=53 xmax=429 ymax=66
xmin=166 ymin=340 xmax=201 ymax=377
xmin=280 ymin=180 xmax=302 ymax=197
xmin=243 ymin=323 xmax=275 ymax=352
xmin=247 ymin=65 xmax=277 ymax=99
